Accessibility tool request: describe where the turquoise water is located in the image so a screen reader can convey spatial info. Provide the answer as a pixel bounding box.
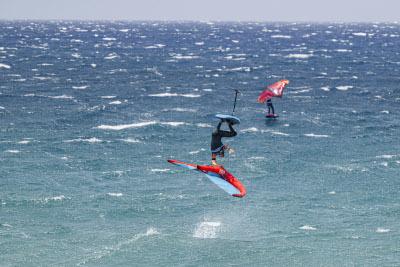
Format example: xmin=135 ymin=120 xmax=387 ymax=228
xmin=0 ymin=21 xmax=399 ymax=266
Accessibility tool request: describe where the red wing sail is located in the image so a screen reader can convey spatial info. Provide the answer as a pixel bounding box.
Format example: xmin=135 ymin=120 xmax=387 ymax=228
xmin=257 ymin=79 xmax=289 ymax=103
xmin=257 ymin=90 xmax=274 ymax=103
xmin=168 ymin=159 xmax=246 ymax=198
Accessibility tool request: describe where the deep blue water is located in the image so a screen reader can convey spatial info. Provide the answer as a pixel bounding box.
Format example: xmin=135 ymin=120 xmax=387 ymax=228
xmin=0 ymin=21 xmax=399 ymax=266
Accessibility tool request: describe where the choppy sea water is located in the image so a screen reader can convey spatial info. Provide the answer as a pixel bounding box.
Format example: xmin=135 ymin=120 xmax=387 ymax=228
xmin=0 ymin=21 xmax=399 ymax=266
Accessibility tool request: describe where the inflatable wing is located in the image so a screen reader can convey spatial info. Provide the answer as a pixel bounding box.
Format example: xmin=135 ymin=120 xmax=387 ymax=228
xmin=257 ymin=79 xmax=289 ymax=103
xmin=257 ymin=90 xmax=275 ymax=103
xmin=167 ymin=159 xmax=246 ymax=198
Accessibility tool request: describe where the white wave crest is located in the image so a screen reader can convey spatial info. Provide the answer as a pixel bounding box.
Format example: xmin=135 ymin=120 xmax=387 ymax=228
xmin=5 ymin=150 xmax=20 ymax=153
xmin=376 ymin=155 xmax=396 ymax=159
xmin=299 ymin=225 xmax=317 ymax=231
xmin=336 ymin=86 xmax=353 ymax=91
xmin=166 ymin=108 xmax=197 ymax=112
xmin=72 ymin=85 xmax=89 ymax=90
xmin=271 ymin=35 xmax=291 ymax=39
xmin=104 ymin=53 xmax=119 ymax=60
xmin=97 ymin=121 xmax=158 ymax=130
xmin=335 ymin=49 xmax=352 ymax=52
xmin=0 ymin=63 xmax=11 ymax=69
xmin=352 ymin=32 xmax=367 ymax=37
xmin=144 ymin=44 xmax=166 ymax=49
xmin=285 ymin=54 xmax=312 ymax=59
xmin=44 ymin=195 xmax=66 ymax=202
xmin=304 ymin=133 xmax=330 ymax=138
xmin=107 ymin=192 xmax=123 ymax=197
xmin=376 ymin=227 xmax=390 ymax=233
xmin=149 ymin=93 xmax=201 ymax=98
xmin=64 ymin=137 xmax=103 ymax=143
xmin=120 ymin=138 xmax=141 ymax=143
xmin=48 ymin=95 xmax=74 ymax=99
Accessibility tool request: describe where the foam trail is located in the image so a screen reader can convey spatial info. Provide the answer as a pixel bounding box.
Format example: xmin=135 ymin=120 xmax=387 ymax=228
xmin=193 ymin=221 xmax=221 ymax=239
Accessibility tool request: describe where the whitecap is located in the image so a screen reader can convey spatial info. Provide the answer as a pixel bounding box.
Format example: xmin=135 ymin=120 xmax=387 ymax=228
xmin=145 ymin=227 xmax=160 ymax=236
xmin=352 ymin=32 xmax=367 ymax=37
xmin=248 ymin=156 xmax=265 ymax=160
xmin=271 ymin=35 xmax=292 ymax=39
xmin=109 ymin=100 xmax=122 ymax=105
xmin=285 ymin=54 xmax=312 ymax=59
xmin=321 ymin=86 xmax=330 ymax=91
xmin=107 ymin=192 xmax=123 ymax=197
xmin=144 ymin=44 xmax=165 ymax=49
xmin=270 ymin=131 xmax=290 ymax=136
xmin=304 ymin=133 xmax=330 ymax=138
xmin=17 ymin=140 xmax=31 ymax=144
xmin=120 ymin=138 xmax=141 ymax=143
xmin=48 ymin=95 xmax=74 ymax=99
xmin=44 ymin=195 xmax=66 ymax=202
xmin=72 ymin=85 xmax=89 ymax=90
xmin=328 ymin=191 xmax=336 ymax=195
xmin=299 ymin=225 xmax=317 ymax=231
xmin=64 ymin=137 xmax=103 ymax=143
xmin=335 ymin=49 xmax=352 ymax=52
xmin=97 ymin=121 xmax=158 ymax=130
xmin=336 ymin=85 xmax=353 ymax=91
xmin=376 ymin=155 xmax=396 ymax=159
xmin=71 ymin=53 xmax=81 ymax=58
xmin=376 ymin=227 xmax=390 ymax=233
xmin=5 ymin=150 xmax=20 ymax=153
xmin=166 ymin=108 xmax=197 ymax=112
xmin=100 ymin=95 xmax=116 ymax=99
xmin=172 ymin=54 xmax=199 ymax=60
xmin=193 ymin=221 xmax=221 ymax=239
xmin=241 ymin=127 xmax=259 ymax=133
xmin=148 ymin=93 xmax=201 ymax=98
xmin=0 ymin=63 xmax=11 ymax=69
xmin=102 ymin=37 xmax=116 ymax=41
xmin=380 ymin=110 xmax=389 ymax=114
xmin=195 ymin=42 xmax=204 ymax=45
xmin=104 ymin=53 xmax=119 ymax=60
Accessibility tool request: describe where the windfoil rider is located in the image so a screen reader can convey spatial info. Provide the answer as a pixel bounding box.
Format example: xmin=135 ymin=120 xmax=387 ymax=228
xmin=266 ymin=98 xmax=275 ymax=115
xmin=211 ymin=120 xmax=236 ymax=166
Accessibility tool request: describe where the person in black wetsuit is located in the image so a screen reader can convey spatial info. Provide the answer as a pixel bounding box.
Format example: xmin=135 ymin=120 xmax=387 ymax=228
xmin=266 ymin=98 xmax=275 ymax=115
xmin=211 ymin=120 xmax=237 ymax=166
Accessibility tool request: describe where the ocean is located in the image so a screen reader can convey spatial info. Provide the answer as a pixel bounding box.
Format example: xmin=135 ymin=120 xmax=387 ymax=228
xmin=0 ymin=21 xmax=399 ymax=266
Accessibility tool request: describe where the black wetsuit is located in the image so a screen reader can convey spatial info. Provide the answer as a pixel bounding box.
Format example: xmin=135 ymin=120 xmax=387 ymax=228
xmin=267 ymin=99 xmax=275 ymax=114
xmin=211 ymin=122 xmax=237 ymax=152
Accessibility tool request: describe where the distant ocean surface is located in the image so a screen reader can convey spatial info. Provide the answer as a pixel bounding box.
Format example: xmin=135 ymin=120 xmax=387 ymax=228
xmin=0 ymin=21 xmax=399 ymax=266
